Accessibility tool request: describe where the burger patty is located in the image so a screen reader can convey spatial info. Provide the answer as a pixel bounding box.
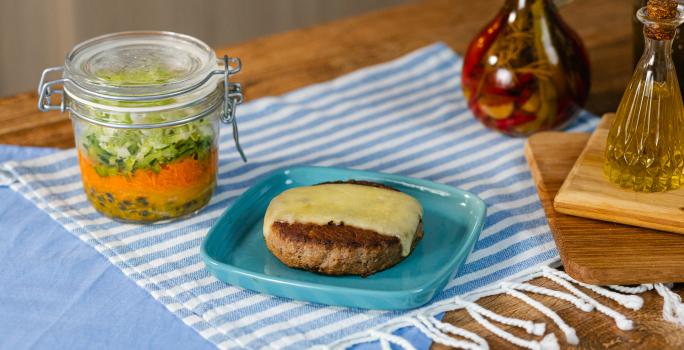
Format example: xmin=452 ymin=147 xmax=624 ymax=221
xmin=264 ymin=181 xmax=423 ymax=277
xmin=265 ymin=220 xmax=423 ymax=277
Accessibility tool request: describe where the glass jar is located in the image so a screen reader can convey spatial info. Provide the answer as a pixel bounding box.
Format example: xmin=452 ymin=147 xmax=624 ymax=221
xmin=37 ymin=31 xmax=246 ymax=223
xmin=462 ymin=0 xmax=590 ymax=136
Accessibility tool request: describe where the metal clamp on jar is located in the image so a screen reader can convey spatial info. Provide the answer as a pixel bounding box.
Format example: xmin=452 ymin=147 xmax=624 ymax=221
xmin=37 ymin=31 xmax=246 ymax=223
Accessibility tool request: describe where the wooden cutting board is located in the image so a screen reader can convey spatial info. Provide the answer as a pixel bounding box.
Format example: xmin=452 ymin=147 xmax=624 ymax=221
xmin=524 ymin=130 xmax=684 ymax=284
xmin=554 ymin=115 xmax=684 ymax=234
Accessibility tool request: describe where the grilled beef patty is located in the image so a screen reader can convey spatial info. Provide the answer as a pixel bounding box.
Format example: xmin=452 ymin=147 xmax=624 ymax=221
xmin=264 ymin=181 xmax=423 ymax=277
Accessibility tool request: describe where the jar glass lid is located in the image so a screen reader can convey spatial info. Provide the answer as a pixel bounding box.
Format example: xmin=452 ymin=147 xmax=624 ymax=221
xmin=64 ymin=31 xmax=217 ymax=98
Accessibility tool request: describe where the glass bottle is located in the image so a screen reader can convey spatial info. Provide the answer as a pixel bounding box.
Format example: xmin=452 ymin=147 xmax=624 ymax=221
xmin=462 ymin=0 xmax=590 ymax=136
xmin=605 ymin=4 xmax=684 ymax=192
xmin=633 ymin=0 xmax=684 ymax=97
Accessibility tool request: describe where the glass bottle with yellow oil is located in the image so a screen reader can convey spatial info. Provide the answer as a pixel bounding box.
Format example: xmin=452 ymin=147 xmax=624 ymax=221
xmin=605 ymin=0 xmax=684 ymax=192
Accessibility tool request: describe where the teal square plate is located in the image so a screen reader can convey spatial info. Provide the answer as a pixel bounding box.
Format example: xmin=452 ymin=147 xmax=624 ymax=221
xmin=201 ymin=166 xmax=486 ymax=310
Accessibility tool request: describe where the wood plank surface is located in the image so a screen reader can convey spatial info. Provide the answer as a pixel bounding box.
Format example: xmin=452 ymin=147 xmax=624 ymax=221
xmin=434 ymin=278 xmax=684 ymax=350
xmin=527 ymin=130 xmax=684 ymax=284
xmin=0 ymin=0 xmax=681 ymax=349
xmin=555 ymin=115 xmax=684 ymax=236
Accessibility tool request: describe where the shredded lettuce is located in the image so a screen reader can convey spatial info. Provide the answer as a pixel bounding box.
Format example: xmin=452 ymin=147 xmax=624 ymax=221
xmin=79 ymin=65 xmax=217 ymax=176
xmin=82 ymin=118 xmax=215 ymax=176
xmin=95 ymin=65 xmax=182 ymax=85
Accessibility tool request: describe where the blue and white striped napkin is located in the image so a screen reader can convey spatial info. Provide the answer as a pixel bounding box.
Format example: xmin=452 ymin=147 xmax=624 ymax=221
xmin=2 ymin=43 xmax=598 ymax=349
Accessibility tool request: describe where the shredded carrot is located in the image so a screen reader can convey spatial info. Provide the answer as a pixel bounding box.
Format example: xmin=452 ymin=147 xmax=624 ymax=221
xmin=77 ymin=150 xmax=218 ymax=221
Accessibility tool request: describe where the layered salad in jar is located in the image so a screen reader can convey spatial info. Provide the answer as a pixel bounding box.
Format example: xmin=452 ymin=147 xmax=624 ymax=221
xmin=73 ymin=65 xmax=221 ymax=223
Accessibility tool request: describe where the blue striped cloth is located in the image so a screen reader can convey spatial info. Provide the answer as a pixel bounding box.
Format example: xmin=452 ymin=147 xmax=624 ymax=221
xmin=1 ymin=43 xmax=597 ymax=349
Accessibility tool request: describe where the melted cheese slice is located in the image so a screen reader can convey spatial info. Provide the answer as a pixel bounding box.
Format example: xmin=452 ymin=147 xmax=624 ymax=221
xmin=263 ymin=184 xmax=423 ymax=256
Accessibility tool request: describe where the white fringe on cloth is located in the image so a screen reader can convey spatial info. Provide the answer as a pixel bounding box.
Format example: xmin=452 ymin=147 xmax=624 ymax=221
xmin=319 ymin=265 xmax=683 ymax=350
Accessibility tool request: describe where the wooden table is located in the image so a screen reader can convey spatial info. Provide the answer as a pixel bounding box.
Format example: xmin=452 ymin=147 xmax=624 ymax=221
xmin=1 ymin=0 xmax=681 ymax=349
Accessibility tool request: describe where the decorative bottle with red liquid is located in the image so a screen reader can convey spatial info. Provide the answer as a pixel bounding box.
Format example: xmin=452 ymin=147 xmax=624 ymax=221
xmin=462 ymin=0 xmax=590 ymax=136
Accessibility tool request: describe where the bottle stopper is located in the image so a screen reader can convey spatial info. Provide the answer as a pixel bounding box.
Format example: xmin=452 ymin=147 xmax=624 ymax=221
xmin=645 ymin=0 xmax=679 ymax=40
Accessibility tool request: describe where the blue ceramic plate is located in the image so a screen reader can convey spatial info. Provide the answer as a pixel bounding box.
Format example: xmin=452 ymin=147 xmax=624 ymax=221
xmin=201 ymin=166 xmax=486 ymax=310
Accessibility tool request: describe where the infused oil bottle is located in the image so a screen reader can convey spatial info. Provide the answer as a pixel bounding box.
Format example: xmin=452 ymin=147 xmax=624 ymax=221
xmin=605 ymin=0 xmax=684 ymax=192
xmin=461 ymin=0 xmax=590 ymax=136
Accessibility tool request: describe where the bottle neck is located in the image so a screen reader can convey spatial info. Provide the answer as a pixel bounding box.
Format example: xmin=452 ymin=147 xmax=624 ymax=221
xmin=644 ymin=35 xmax=674 ymax=56
xmin=505 ymin=0 xmax=552 ymax=10
xmin=641 ymin=35 xmax=675 ymax=83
